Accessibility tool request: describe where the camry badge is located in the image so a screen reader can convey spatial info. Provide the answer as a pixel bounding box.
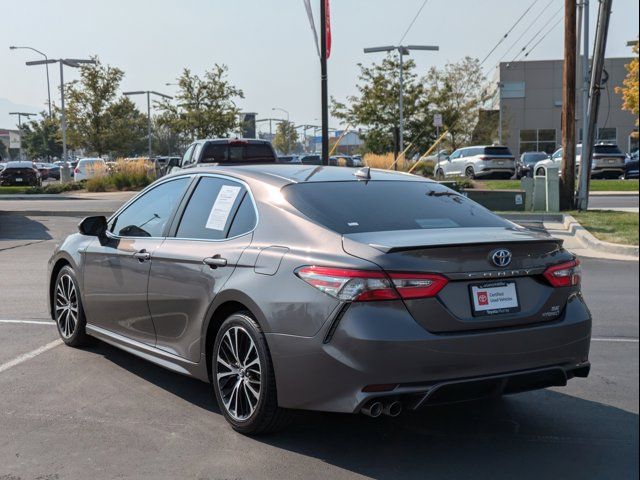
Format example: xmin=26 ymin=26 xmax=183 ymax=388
xmin=491 ymin=249 xmax=512 ymax=267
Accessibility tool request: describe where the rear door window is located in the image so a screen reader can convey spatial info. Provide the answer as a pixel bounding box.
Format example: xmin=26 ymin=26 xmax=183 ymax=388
xmin=175 ymin=176 xmax=249 ymax=240
xmin=283 ymin=181 xmax=509 ymax=234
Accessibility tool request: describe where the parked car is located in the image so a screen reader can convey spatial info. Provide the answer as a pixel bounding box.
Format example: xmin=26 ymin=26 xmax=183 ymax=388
xmin=351 ymin=155 xmax=364 ymax=167
xmin=535 ymin=143 xmax=626 ymax=179
xmin=154 ymin=156 xmax=181 ymax=177
xmin=175 ymin=138 xmax=278 ymax=173
xmin=516 ymin=152 xmax=549 ymax=179
xmin=300 ymin=154 xmax=322 ymax=165
xmin=0 ymin=161 xmax=42 ymax=186
xmin=34 ymin=162 xmax=61 ymax=180
xmin=435 ymin=145 xmax=515 ymax=179
xmin=277 ymin=155 xmax=302 ymax=164
xmin=423 ymin=151 xmax=450 ymax=164
xmin=74 ymin=158 xmax=107 ymax=181
xmin=48 ymin=164 xmax=591 ymax=434
xmin=329 ymin=155 xmax=355 ymax=167
xmin=624 ymin=150 xmax=639 ymax=179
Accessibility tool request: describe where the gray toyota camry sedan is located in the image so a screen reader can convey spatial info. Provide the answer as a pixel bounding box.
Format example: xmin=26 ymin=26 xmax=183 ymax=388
xmin=47 ymin=165 xmax=591 ymax=434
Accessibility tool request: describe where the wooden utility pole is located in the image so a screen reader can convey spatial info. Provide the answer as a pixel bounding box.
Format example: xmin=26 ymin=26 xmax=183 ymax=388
xmin=560 ymin=0 xmax=577 ymax=210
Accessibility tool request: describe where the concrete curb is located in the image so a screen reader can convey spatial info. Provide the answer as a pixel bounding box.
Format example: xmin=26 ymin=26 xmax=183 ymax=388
xmin=589 ymin=191 xmax=638 ymax=197
xmin=561 ymin=214 xmax=639 ymax=257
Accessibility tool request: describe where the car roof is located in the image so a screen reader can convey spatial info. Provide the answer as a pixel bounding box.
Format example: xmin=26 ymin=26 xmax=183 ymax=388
xmin=170 ymin=164 xmax=431 ymax=188
xmin=193 ymin=138 xmax=272 ymax=144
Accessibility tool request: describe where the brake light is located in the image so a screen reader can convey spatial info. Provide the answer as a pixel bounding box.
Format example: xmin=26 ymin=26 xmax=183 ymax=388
xmin=74 ymin=167 xmax=80 ymax=174
xmin=295 ymin=266 xmax=397 ymax=301
xmin=389 ymin=273 xmax=448 ymax=299
xmin=295 ymin=266 xmax=448 ymax=302
xmin=543 ymin=260 xmax=581 ymax=287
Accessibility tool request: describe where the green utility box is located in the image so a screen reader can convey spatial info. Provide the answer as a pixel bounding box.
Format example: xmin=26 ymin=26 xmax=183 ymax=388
xmin=462 ymin=189 xmax=526 ymax=212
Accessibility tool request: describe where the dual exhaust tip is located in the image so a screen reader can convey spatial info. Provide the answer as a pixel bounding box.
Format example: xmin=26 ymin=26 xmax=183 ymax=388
xmin=361 ymin=399 xmax=402 ymax=418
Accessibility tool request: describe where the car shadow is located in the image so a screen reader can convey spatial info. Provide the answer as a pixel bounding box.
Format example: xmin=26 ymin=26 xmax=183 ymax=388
xmin=85 ymin=339 xmax=638 ymax=479
xmin=0 ymin=213 xmax=53 ymax=241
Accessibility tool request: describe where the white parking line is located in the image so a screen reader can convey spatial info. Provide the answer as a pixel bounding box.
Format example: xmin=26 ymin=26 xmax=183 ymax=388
xmin=592 ymin=337 xmax=639 ymax=343
xmin=0 ymin=319 xmax=55 ymax=326
xmin=0 ymin=339 xmax=63 ymax=374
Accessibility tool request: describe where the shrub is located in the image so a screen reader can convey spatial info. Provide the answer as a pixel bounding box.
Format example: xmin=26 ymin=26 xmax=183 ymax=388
xmin=410 ymin=159 xmax=435 ymax=177
xmin=26 ymin=181 xmax=84 ymax=194
xmin=85 ymin=158 xmax=155 ymax=192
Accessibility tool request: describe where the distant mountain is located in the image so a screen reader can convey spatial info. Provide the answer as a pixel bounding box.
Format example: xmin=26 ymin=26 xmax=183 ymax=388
xmin=0 ymin=97 xmax=42 ymax=129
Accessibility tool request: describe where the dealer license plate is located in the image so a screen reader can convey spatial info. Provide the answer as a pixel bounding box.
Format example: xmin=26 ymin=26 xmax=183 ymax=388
xmin=470 ymin=281 xmax=520 ymax=316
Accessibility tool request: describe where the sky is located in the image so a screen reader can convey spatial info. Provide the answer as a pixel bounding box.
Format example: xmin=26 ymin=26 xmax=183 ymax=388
xmin=1 ymin=0 xmax=638 ymax=131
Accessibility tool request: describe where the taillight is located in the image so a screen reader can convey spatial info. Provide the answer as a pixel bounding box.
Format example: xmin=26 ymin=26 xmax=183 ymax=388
xmin=388 ymin=273 xmax=448 ymax=299
xmin=74 ymin=167 xmax=80 ymax=174
xmin=543 ymin=259 xmax=581 ymax=287
xmin=295 ymin=266 xmax=448 ymax=302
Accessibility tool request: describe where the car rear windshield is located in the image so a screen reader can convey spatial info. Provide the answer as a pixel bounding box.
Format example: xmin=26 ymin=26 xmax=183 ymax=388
xmin=484 ymin=146 xmax=513 ymax=156
xmin=282 ymin=181 xmax=510 ymax=234
xmin=523 ymin=152 xmax=548 ymax=164
xmin=200 ymin=142 xmax=275 ymax=163
xmin=594 ymin=145 xmax=623 ymax=155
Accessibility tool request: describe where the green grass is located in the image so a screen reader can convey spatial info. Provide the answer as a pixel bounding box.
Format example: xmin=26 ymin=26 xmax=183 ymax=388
xmin=588 ymin=179 xmax=639 ymax=191
xmin=476 ymin=179 xmax=639 ymax=192
xmin=0 ymin=186 xmax=33 ymax=194
xmin=571 ymin=210 xmax=639 ymax=245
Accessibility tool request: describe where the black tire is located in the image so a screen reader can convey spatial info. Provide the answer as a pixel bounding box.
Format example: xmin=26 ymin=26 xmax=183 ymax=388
xmin=53 ymin=266 xmax=89 ymax=347
xmin=212 ymin=312 xmax=291 ymax=435
xmin=465 ymin=166 xmax=475 ymax=179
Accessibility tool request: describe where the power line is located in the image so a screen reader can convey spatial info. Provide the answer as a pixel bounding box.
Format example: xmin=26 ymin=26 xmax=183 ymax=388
xmin=508 ymin=4 xmax=564 ymax=64
xmin=398 ymin=0 xmax=430 ymax=44
xmin=522 ymin=14 xmax=565 ymax=59
xmin=488 ymin=0 xmax=555 ymax=74
xmin=479 ymin=0 xmax=541 ymax=67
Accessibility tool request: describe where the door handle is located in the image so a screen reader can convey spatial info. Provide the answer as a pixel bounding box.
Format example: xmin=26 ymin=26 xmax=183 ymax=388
xmin=133 ymin=249 xmax=151 ymax=262
xmin=203 ymin=255 xmax=228 ymax=269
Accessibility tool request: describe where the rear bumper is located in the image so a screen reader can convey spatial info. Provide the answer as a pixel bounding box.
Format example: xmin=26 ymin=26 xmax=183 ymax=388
xmin=474 ymin=168 xmax=515 ymax=178
xmin=267 ymin=295 xmax=591 ymax=413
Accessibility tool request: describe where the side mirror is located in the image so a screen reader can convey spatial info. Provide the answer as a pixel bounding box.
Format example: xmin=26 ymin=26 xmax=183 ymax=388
xmin=78 ymin=216 xmax=107 ymax=238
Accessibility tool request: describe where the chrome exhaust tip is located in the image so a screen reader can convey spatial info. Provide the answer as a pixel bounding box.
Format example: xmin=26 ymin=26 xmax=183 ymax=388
xmin=382 ymin=400 xmax=402 ymax=417
xmin=361 ymin=400 xmax=383 ymax=418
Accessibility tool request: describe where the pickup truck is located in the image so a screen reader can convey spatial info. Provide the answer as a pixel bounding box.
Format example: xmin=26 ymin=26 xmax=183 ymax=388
xmin=174 ymin=138 xmax=278 ymax=173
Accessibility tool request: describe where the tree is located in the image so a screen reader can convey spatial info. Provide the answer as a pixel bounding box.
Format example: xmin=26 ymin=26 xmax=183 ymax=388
xmin=332 ymin=55 xmax=429 ymax=155
xmin=151 ymin=117 xmax=184 ymax=156
xmin=272 ymin=121 xmax=298 ymax=154
xmin=157 ymin=65 xmax=244 ymax=142
xmin=423 ymin=57 xmax=491 ymax=151
xmin=616 ymin=40 xmax=639 ymax=137
xmin=19 ymin=112 xmax=63 ymax=160
xmin=65 ymin=57 xmax=147 ymax=157
xmin=104 ymin=97 xmax=148 ymax=158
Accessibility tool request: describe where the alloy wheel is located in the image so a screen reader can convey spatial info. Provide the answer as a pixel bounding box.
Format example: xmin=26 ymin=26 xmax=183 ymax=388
xmin=55 ymin=274 xmax=78 ymax=338
xmin=216 ymin=326 xmax=262 ymax=421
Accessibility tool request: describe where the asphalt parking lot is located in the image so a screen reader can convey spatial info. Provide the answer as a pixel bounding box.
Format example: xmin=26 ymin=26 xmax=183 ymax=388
xmin=0 ymin=210 xmax=638 ymax=480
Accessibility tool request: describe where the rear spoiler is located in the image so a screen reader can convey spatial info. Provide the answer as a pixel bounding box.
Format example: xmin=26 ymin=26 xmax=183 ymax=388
xmin=343 ymin=227 xmax=559 ymax=254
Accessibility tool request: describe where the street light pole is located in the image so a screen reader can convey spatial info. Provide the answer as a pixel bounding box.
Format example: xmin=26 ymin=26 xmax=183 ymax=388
xmin=364 ymin=44 xmax=439 ymax=155
xmin=10 ymin=46 xmax=52 ymax=117
xmin=9 ymin=112 xmax=36 ymax=160
xmin=26 ymin=58 xmax=96 ymax=168
xmin=272 ymin=107 xmax=290 ymax=123
xmin=124 ymin=90 xmax=173 ymax=159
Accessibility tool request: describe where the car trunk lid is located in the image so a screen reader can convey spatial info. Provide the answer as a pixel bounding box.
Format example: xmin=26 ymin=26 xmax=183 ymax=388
xmin=343 ymin=227 xmax=575 ymax=333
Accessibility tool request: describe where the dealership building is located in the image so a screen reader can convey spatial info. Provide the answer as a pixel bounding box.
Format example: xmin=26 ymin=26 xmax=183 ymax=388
xmin=491 ymin=57 xmax=637 ymax=157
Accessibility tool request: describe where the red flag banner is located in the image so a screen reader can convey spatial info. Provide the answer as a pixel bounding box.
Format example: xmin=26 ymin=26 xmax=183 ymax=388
xmin=325 ymin=0 xmax=332 ymax=59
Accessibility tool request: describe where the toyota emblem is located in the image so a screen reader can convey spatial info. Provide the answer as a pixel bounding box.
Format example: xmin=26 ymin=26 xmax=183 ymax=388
xmin=491 ymin=249 xmax=512 ymax=267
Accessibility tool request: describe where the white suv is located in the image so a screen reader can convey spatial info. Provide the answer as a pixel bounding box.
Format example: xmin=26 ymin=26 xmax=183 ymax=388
xmin=435 ymin=145 xmax=515 ymax=179
xmin=74 ymin=158 xmax=107 ymax=181
xmin=534 ymin=143 xmax=625 ymax=178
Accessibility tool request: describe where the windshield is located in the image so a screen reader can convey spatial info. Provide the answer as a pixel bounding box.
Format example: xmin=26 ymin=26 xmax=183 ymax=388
xmin=283 ymin=181 xmax=510 ymax=234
